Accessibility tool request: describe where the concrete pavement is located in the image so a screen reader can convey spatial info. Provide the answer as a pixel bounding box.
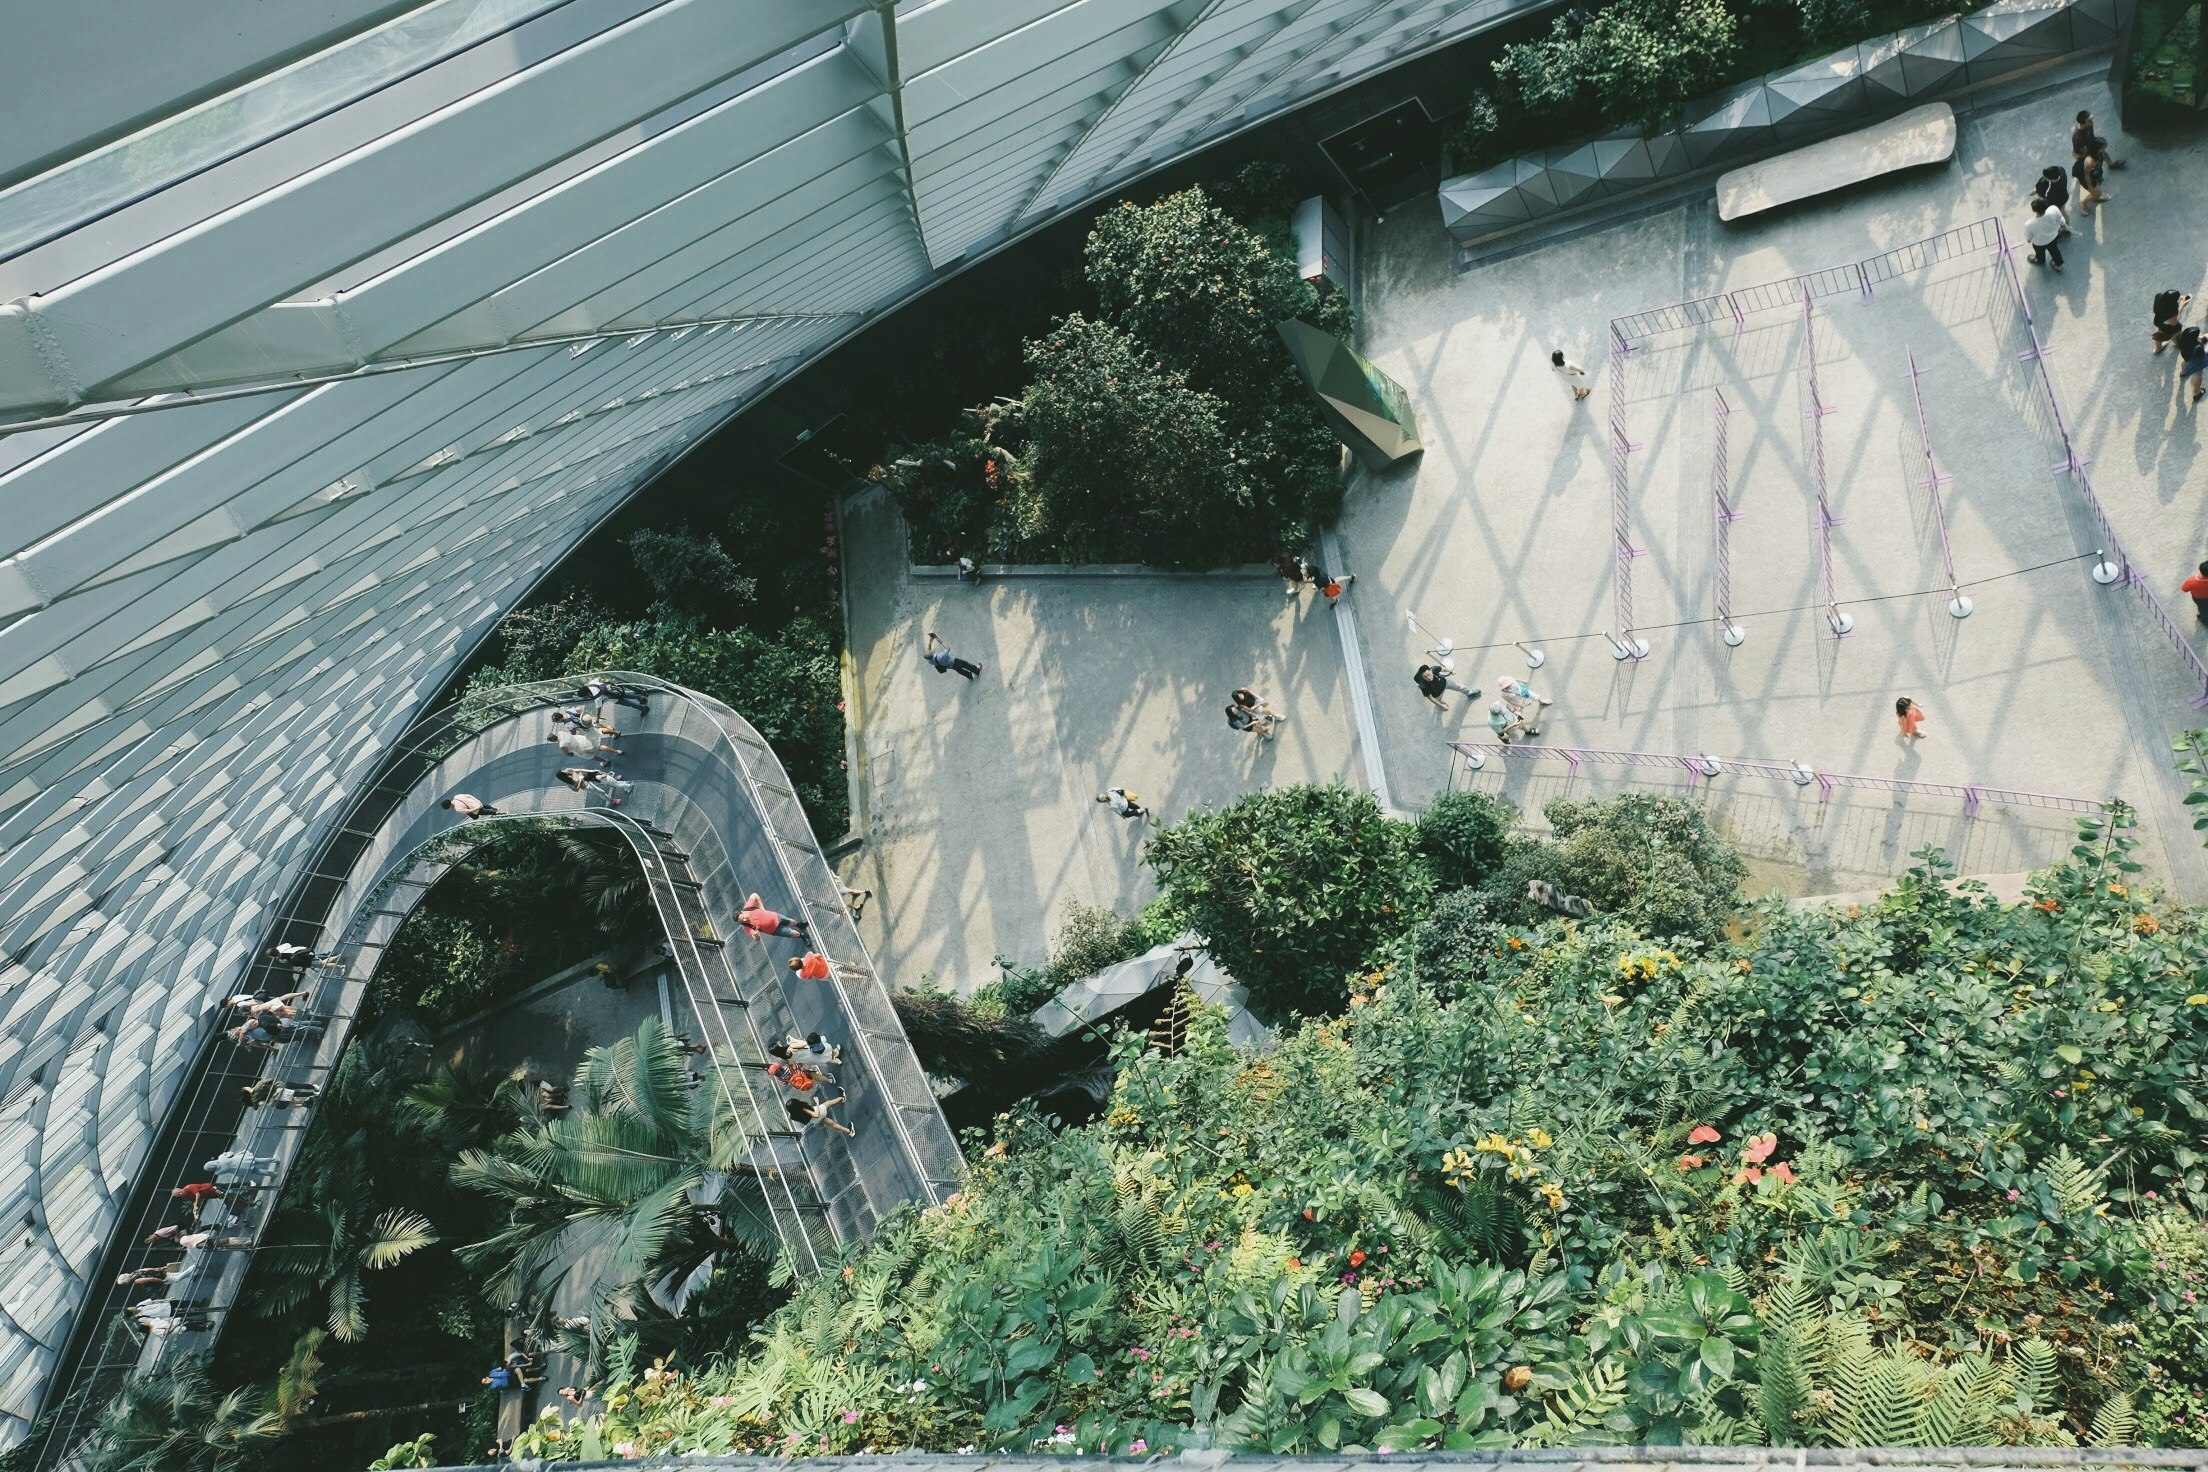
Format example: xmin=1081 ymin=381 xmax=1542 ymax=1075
xmin=837 ymin=486 xmax=1363 ymax=995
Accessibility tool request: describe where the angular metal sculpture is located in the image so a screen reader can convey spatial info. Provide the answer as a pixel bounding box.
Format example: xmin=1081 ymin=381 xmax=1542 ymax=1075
xmin=1439 ymin=0 xmax=2119 ymax=247
xmin=1277 ymin=319 xmax=1423 ymax=470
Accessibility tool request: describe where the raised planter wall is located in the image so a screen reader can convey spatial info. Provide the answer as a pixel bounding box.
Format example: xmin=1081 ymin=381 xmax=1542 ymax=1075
xmin=1438 ymin=0 xmax=2117 ymax=248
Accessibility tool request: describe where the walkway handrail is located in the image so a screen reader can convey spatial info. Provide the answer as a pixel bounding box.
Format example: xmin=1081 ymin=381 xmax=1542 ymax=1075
xmin=1448 ymin=739 xmax=2111 ymax=818
xmin=629 ymin=678 xmax=955 ymax=1207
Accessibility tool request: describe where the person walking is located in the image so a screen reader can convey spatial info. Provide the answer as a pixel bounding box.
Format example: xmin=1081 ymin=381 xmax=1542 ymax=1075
xmin=241 ymin=1079 xmax=318 ymax=1109
xmin=229 ymin=989 xmax=309 ymax=1015
xmin=2068 ymin=145 xmax=2108 ymax=216
xmin=548 ymin=727 xmax=619 ymax=760
xmin=766 ymin=1058 xmax=829 ymax=1094
xmin=1095 ymin=787 xmax=1148 ymax=821
xmin=1231 ymin=688 xmax=1280 ymax=741
xmin=169 ymin=1183 xmax=227 ymax=1219
xmin=1551 ymin=349 xmax=1592 ymax=401
xmin=785 ymin=1094 xmax=855 ymax=1138
xmin=737 ymin=893 xmax=808 ymax=941
xmin=2033 ymin=164 xmax=2072 ymax=222
xmin=2072 ymin=109 xmax=2124 ymax=174
xmin=1273 ymin=553 xmax=1316 ymax=597
xmin=2182 ymin=561 xmax=2208 ymax=624
xmin=1895 ymin=696 xmax=1928 ymax=740
xmin=771 ymin=1035 xmax=844 ymax=1068
xmin=442 ymin=793 xmax=499 ymax=820
xmin=174 ymin=1230 xmax=253 ymax=1251
xmin=1487 ymin=700 xmax=1529 ymax=744
xmin=1496 ymin=674 xmax=1549 ymax=736
xmin=2154 ymin=289 xmax=2192 ymax=353
xmin=956 ymin=556 xmax=981 ymax=586
xmin=840 ymin=886 xmax=873 ymax=918
xmin=203 ymin=1150 xmax=278 ymax=1181
xmin=1413 ymin=663 xmax=1478 ymax=711
xmin=580 ymin=677 xmax=650 ymax=714
xmin=267 ymin=943 xmax=342 ymax=972
xmin=116 ymin=1264 xmax=181 ymax=1288
xmin=2024 ymin=197 xmax=2066 ymax=271
xmin=2180 ymin=327 xmax=2208 ymax=405
xmin=787 ymin=951 xmax=850 ymax=982
xmin=922 ymin=631 xmax=982 ymax=681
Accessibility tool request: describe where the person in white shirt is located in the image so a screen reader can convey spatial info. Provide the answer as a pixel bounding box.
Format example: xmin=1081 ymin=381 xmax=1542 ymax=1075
xmin=2025 ymin=197 xmax=2066 ymax=271
xmin=441 ymin=793 xmax=499 ymax=819
xmin=1094 ymin=788 xmax=1148 ymax=821
xmin=1551 ymin=349 xmax=1592 ymax=401
xmin=548 ymin=728 xmax=618 ymax=759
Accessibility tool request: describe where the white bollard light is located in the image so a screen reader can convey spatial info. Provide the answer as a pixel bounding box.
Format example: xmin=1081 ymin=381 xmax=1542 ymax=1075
xmin=1695 ymin=754 xmax=1721 ymax=777
xmin=1463 ymin=750 xmax=1487 ymax=772
xmin=2091 ymin=550 xmax=2122 ymax=585
xmin=1791 ymin=761 xmax=1815 ymax=787
xmin=1516 ymin=641 xmax=1547 ymax=669
xmin=1947 ymin=594 xmax=1973 ymax=619
xmin=1721 ymin=622 xmax=1746 ymax=647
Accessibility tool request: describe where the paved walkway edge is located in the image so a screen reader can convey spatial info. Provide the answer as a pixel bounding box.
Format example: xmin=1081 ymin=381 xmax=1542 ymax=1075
xmin=1322 ymin=526 xmax=1395 ymax=814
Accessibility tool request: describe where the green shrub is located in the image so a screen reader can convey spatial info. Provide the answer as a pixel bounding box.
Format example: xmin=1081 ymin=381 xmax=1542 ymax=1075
xmin=1490 ymin=792 xmax=1747 ymax=944
xmin=1416 ymin=790 xmax=1513 ymax=891
xmin=892 ymin=990 xmax=1048 ymax=1082
xmin=1047 ymin=902 xmax=1153 ymax=987
xmin=625 ymin=525 xmax=756 ymax=616
xmin=1013 ymin=314 xmax=1251 ymax=566
xmin=1494 ymin=0 xmax=1743 ymax=132
xmin=1405 ymin=887 xmax=1514 ymax=1002
xmin=1147 ymin=783 xmax=1435 ymax=1020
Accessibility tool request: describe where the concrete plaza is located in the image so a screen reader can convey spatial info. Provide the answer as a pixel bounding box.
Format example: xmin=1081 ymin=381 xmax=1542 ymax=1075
xmin=836 ymin=486 xmax=1361 ymax=994
xmin=834 ymin=61 xmax=2208 ymax=996
xmin=1346 ymin=63 xmax=2208 ymax=897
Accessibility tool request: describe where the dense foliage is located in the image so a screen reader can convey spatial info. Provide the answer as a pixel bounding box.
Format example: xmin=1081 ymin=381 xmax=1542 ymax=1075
xmin=884 ymin=175 xmax=1355 ymax=569
xmin=513 ymin=806 xmax=2208 ymax=1459
xmin=1147 ymin=786 xmax=1743 ymax=1019
xmin=1450 ymin=0 xmax=1972 ymax=175
xmin=1147 ymin=784 xmax=1436 ymax=1021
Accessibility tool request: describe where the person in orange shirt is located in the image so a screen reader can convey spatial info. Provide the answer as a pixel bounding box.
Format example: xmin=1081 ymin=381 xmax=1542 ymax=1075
xmin=1894 ymin=696 xmax=1927 ymax=740
xmin=2181 ymin=561 xmax=2208 ymax=625
xmin=788 ymin=952 xmax=851 ymax=982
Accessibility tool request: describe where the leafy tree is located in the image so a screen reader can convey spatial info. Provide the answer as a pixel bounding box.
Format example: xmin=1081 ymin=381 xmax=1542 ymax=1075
xmin=625 ymin=526 xmax=757 ymax=616
xmin=1147 ymin=783 xmax=1435 ymax=1020
xmin=254 ymin=1048 xmax=439 ymax=1343
xmin=82 ymin=1354 xmax=276 ymax=1472
xmin=1489 ymin=792 xmax=1747 ymax=944
xmin=1011 ymin=315 xmax=1251 ymax=566
xmin=1416 ymin=790 xmax=1513 ymax=891
xmin=1493 ymin=0 xmax=1741 ymax=132
xmin=452 ymin=1018 xmax=768 ymax=1325
xmin=1080 ymin=187 xmax=1352 ymax=556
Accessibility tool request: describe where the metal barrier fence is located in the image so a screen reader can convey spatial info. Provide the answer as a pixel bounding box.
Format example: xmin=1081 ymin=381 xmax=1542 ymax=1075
xmin=1606 ymin=323 xmax=1648 ymax=660
xmin=1449 ymin=739 xmax=2110 ymax=819
xmin=1904 ymin=348 xmax=1967 ymax=611
xmin=1711 ymin=388 xmax=1743 ymax=644
xmin=1604 ymin=216 xmax=2208 ymax=704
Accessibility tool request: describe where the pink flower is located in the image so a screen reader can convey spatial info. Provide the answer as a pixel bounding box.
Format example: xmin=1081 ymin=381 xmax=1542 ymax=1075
xmin=2006 ymin=1189 xmax=2021 ymax=1201
xmin=1687 ymin=1125 xmax=1721 ymax=1145
xmin=1742 ymin=1133 xmax=1778 ymax=1164
xmin=1129 ymin=1441 xmax=1148 ymax=1454
xmin=1677 ymin=1154 xmax=1706 ymax=1170
xmin=1737 ymin=1167 xmax=1762 ymax=1185
xmin=843 ymin=1411 xmax=860 ymax=1424
xmin=1769 ymin=1161 xmax=1796 ymax=1184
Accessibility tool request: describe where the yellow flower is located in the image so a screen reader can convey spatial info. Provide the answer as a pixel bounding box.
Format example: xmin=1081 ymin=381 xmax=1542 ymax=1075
xmin=2131 ymin=913 xmax=2159 ymax=936
xmin=1528 ymin=1128 xmax=1554 ymax=1149
xmin=2185 ymin=994 xmax=2208 ymax=1006
xmin=1473 ymin=1133 xmax=1516 ymax=1158
xmin=2095 ymin=1000 xmax=2121 ymax=1013
xmin=1539 ymin=1182 xmax=1565 ymax=1210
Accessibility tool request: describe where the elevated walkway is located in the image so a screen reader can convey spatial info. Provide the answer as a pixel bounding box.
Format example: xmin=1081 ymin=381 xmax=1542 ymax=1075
xmin=38 ymin=677 xmax=959 ymax=1468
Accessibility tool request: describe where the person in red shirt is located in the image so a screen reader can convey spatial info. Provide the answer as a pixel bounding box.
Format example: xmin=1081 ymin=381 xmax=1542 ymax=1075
xmin=169 ymin=1182 xmax=224 ymax=1221
xmin=737 ymin=893 xmax=807 ymax=941
xmin=2182 ymin=561 xmax=2208 ymax=625
xmin=788 ymin=952 xmax=850 ymax=982
xmin=766 ymin=1060 xmax=823 ymax=1093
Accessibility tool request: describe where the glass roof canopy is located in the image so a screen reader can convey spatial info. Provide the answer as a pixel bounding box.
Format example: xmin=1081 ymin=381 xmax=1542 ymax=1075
xmin=0 ymin=0 xmax=1522 ymax=1440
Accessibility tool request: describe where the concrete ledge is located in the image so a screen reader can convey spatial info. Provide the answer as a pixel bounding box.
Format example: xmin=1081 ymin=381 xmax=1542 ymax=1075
xmin=1718 ymin=103 xmax=1956 ymax=221
xmin=911 ymin=561 xmax=1276 ymax=579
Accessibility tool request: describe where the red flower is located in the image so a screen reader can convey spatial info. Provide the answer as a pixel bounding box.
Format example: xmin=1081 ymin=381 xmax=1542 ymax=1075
xmin=1687 ymin=1125 xmax=1721 ymax=1145
xmin=1737 ymin=1167 xmax=1763 ymax=1185
xmin=1677 ymin=1154 xmax=1706 ymax=1170
xmin=1349 ymin=1249 xmax=1367 ymax=1267
xmin=1769 ymin=1161 xmax=1796 ymax=1184
xmin=1742 ymin=1132 xmax=1778 ymax=1165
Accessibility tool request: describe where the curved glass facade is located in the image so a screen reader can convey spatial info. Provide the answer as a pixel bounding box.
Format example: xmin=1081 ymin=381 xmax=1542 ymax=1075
xmin=0 ymin=0 xmax=1511 ymax=1441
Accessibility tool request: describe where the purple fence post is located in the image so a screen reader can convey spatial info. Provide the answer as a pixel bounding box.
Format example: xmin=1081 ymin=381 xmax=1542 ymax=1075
xmin=1964 ymin=786 xmax=1983 ymax=818
xmin=1607 ymin=318 xmax=1648 ymax=660
xmin=1993 ymin=219 xmax=2208 ymax=707
xmin=1713 ymin=387 xmax=1743 ymax=645
xmin=1801 ymin=290 xmax=1848 ymax=636
xmin=1903 ymin=349 xmax=1968 ymax=616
